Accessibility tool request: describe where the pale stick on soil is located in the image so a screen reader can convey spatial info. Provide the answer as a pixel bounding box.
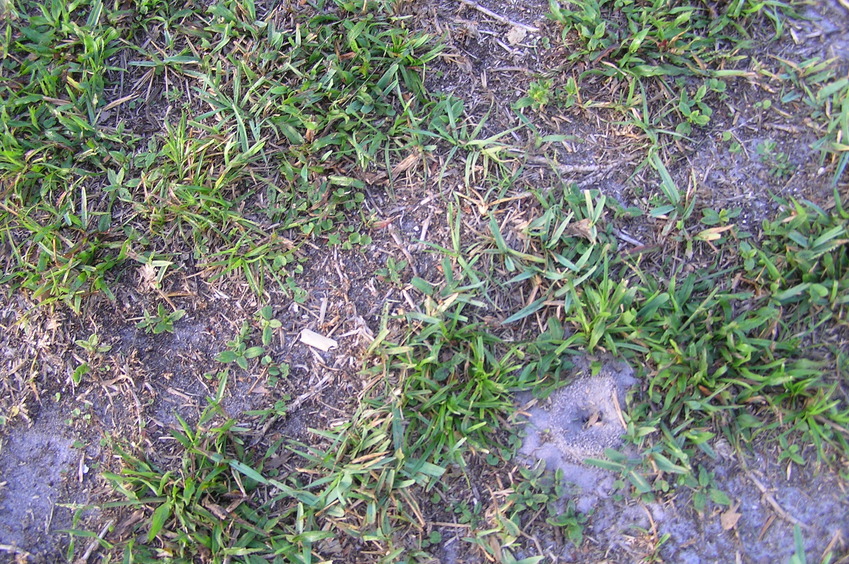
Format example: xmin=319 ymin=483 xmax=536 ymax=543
xmin=249 ymin=373 xmax=332 ymax=447
xmin=455 ymin=0 xmax=539 ymax=32
xmin=76 ymin=519 xmax=114 ymax=564
xmin=300 ymin=329 xmax=337 ymax=352
xmin=0 ymin=545 xmax=32 ymax=561
xmin=738 ymin=455 xmax=812 ymax=531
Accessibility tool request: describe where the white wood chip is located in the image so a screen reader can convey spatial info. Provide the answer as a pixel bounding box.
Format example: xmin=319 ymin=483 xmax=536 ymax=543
xmin=300 ymin=329 xmax=337 ymax=352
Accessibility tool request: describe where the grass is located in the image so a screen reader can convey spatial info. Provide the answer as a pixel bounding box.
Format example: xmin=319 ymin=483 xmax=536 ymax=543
xmin=90 ymin=403 xmax=336 ymax=562
xmin=1 ymin=0 xmax=848 ymax=561
xmin=0 ymin=0 xmax=443 ymax=308
xmin=545 ymin=0 xmax=849 ymax=180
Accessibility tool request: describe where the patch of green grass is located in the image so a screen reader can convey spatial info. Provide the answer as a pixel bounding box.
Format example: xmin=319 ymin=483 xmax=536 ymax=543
xmin=0 ymin=0 xmax=445 ymax=307
xmin=384 ymin=291 xmax=527 ymax=466
xmin=548 ymin=0 xmax=799 ymax=79
xmin=79 ymin=405 xmax=333 ymax=561
xmin=479 ymin=179 xmax=848 ymax=486
xmin=489 ymin=185 xmax=615 ymax=325
xmin=0 ymin=0 xmax=130 ymax=310
xmin=415 ymin=95 xmax=523 ymax=190
xmin=17 ymin=0 xmax=848 ymax=559
xmin=80 ymin=361 xmax=455 ymax=560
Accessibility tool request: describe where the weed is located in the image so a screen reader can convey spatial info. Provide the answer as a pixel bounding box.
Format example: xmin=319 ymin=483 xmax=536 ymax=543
xmin=516 ymin=79 xmax=555 ymax=112
xmin=74 ymin=333 xmax=111 ymax=356
xmin=215 ymin=322 xmax=265 ymax=371
xmin=722 ymin=130 xmax=744 ymax=154
xmin=507 ymin=463 xmax=588 ymax=547
xmin=72 ymin=333 xmax=112 ymax=384
xmin=255 ymin=305 xmax=281 ymax=347
xmin=756 ymin=139 xmax=795 ymax=178
xmin=135 ymin=304 xmax=186 ymax=335
xmin=376 ymin=256 xmax=408 ymax=287
xmin=674 ymin=78 xmax=726 ymax=135
xmin=700 ymin=207 xmax=741 ymax=226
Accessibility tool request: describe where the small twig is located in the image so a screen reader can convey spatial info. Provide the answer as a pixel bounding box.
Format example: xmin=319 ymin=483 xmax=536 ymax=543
xmin=388 ymin=224 xmax=419 ymax=278
xmin=490 ymin=66 xmax=532 ymax=74
xmin=520 ymin=154 xmax=602 ymax=174
xmin=613 ymin=228 xmax=644 ymax=247
xmin=77 ymin=519 xmax=114 ymax=564
xmin=739 ymin=459 xmax=811 ymax=530
xmin=249 ymin=373 xmax=331 ymax=447
xmin=455 ymin=0 xmax=539 ymax=33
xmin=611 ymin=389 xmax=628 ymax=431
xmin=822 ymin=529 xmax=844 ymax=564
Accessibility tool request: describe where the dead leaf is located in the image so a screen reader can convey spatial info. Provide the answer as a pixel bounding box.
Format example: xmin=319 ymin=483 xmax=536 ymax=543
xmin=300 ymin=329 xmax=338 ymax=351
xmin=372 ymin=216 xmax=397 ymax=229
xmin=566 ymin=218 xmax=595 ymax=242
xmin=225 ymin=497 xmax=246 ymax=513
xmin=721 ymin=502 xmax=742 ymax=530
xmin=137 ymin=263 xmax=158 ymax=292
xmin=391 ymin=152 xmax=420 ymax=178
xmin=112 ymin=510 xmax=146 ymax=540
xmin=695 ymin=224 xmax=735 ymax=242
xmin=506 ymin=26 xmax=527 ymax=45
xmin=204 ymin=499 xmax=230 ymax=520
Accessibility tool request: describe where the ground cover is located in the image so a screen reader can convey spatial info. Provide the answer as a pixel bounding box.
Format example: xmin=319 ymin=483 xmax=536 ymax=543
xmin=0 ymin=0 xmax=847 ymax=562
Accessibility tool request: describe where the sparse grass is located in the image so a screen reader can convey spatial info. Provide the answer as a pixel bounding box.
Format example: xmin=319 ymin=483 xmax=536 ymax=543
xmin=544 ymin=0 xmax=849 ymax=183
xmin=1 ymin=0 xmax=848 ymax=561
xmin=0 ymin=0 xmax=444 ymax=308
xmin=483 ymin=181 xmax=848 ymax=478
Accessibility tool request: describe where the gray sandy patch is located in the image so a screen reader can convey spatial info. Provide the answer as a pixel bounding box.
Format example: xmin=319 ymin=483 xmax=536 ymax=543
xmin=0 ymin=420 xmax=80 ymax=559
xmin=518 ymin=356 xmax=635 ymax=496
xmin=516 ymin=357 xmax=849 ymax=562
xmin=520 ymin=358 xmax=635 ymax=452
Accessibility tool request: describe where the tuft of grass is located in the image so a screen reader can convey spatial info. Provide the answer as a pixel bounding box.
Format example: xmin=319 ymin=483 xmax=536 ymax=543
xmin=479 ymin=177 xmax=848 ymax=489
xmin=88 ymin=409 xmax=333 ymax=562
xmin=0 ymin=0 xmax=446 ymax=307
xmin=548 ymin=0 xmax=799 ymax=78
xmin=0 ymin=0 xmax=130 ymax=310
xmin=384 ymin=288 xmax=527 ymax=466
